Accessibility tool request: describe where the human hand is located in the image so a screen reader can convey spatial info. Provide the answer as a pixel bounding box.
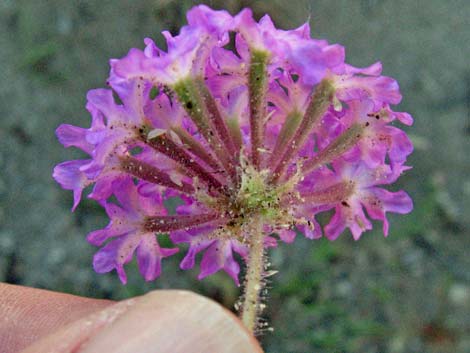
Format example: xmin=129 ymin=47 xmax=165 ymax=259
xmin=0 ymin=283 xmax=262 ymax=353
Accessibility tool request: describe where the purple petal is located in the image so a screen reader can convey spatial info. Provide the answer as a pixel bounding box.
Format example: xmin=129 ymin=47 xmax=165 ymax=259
xmin=278 ymin=229 xmax=297 ymax=243
xmin=108 ymin=78 xmax=149 ymax=123
xmin=342 ymin=61 xmax=383 ymax=76
xmin=143 ymin=37 xmax=163 ymax=58
xmin=198 ymin=240 xmax=241 ymax=286
xmin=234 ymin=9 xmax=263 ymax=50
xmin=385 ymin=126 xmax=414 ymax=165
xmin=393 ymin=111 xmax=414 ymax=126
xmin=324 ymin=208 xmax=347 ymax=241
xmin=186 ymin=5 xmax=234 ymax=42
xmin=86 ymin=89 xmax=122 ymax=122
xmin=325 ymin=202 xmax=372 ymax=241
xmin=111 ymin=48 xmax=160 ymax=83
xmin=291 ymin=43 xmax=345 ymax=85
xmin=86 ymin=203 xmax=134 ymax=246
xmin=92 ymin=232 xmax=141 ymax=284
xmin=56 ymin=124 xmax=93 ymax=154
xmin=348 ymin=206 xmax=373 ymax=240
xmin=336 ymin=75 xmax=402 ymax=108
xmin=136 ymin=234 xmax=178 ymax=281
xmin=87 ymin=226 xmax=118 ymax=246
xmin=263 ymin=236 xmax=278 ymax=248
xmin=290 ymin=22 xmax=311 ymax=39
xmin=111 ymin=178 xmax=141 ymax=212
xmin=144 ymin=90 xmax=185 ymax=129
xmin=297 ymin=220 xmax=322 ymax=240
xmin=53 ymin=160 xmax=91 ymax=211
xmin=364 ymin=188 xmax=413 ymax=236
xmin=231 ymin=241 xmax=249 ymax=260
xmin=171 ymin=231 xmax=213 ymax=270
xmin=88 ymin=172 xmax=126 ymax=201
xmin=359 ymin=142 xmax=386 ymax=168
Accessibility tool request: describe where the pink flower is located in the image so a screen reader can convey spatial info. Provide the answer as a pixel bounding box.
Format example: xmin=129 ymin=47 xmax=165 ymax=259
xmin=321 ymin=162 xmax=413 ymax=240
xmin=54 ymin=5 xmax=413 ymax=284
xmin=88 ymin=178 xmax=179 ymax=283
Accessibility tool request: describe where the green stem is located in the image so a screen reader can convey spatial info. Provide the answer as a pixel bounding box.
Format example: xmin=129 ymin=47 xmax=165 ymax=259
xmin=268 ymin=110 xmax=303 ymax=166
xmin=270 ymin=79 xmax=335 ymax=183
xmin=146 ymin=133 xmax=226 ymax=194
xmin=171 ymin=126 xmax=222 ymax=172
xmin=173 ymin=77 xmax=238 ymax=181
xmin=300 ymin=123 xmax=363 ymax=176
xmin=240 ymin=218 xmax=265 ymax=333
xmin=248 ymin=50 xmax=269 ymax=169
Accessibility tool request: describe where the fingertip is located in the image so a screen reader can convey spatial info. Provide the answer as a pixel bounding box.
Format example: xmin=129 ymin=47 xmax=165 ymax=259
xmin=0 ymin=283 xmax=112 ymax=352
xmin=79 ymin=290 xmax=263 ymax=353
xmin=21 ymin=290 xmax=263 ymax=353
xmin=20 ymin=299 xmax=136 ymax=353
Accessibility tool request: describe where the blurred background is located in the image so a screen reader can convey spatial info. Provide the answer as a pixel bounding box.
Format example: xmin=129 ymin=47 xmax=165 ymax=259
xmin=0 ymin=0 xmax=469 ymax=352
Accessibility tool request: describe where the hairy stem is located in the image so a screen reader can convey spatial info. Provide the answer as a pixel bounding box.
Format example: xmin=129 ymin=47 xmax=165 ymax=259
xmin=248 ymin=50 xmax=269 ymax=169
xmin=240 ymin=218 xmax=265 ymax=333
xmin=194 ymin=77 xmax=238 ymax=158
xmin=120 ymin=155 xmax=194 ymax=194
xmin=173 ymin=77 xmax=238 ymax=181
xmin=144 ymin=213 xmax=220 ymax=233
xmin=300 ymin=123 xmax=363 ymax=175
xmin=171 ymin=126 xmax=223 ymax=173
xmin=146 ymin=133 xmax=226 ymax=194
xmin=297 ymin=181 xmax=355 ymax=205
xmin=268 ymin=110 xmax=303 ymax=166
xmin=270 ymin=79 xmax=335 ymax=183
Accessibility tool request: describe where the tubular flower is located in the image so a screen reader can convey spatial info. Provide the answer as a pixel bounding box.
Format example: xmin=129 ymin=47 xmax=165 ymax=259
xmin=54 ymin=5 xmax=413 ymax=289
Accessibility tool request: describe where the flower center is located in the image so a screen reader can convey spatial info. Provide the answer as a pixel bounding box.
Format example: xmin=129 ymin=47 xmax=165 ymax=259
xmin=234 ymin=164 xmax=284 ymax=220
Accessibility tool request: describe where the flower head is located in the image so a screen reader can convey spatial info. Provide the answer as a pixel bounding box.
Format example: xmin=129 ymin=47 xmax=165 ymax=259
xmin=54 ymin=5 xmax=413 ymax=285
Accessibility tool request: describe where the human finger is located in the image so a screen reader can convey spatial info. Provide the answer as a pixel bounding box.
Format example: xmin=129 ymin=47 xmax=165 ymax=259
xmin=18 ymin=289 xmax=262 ymax=353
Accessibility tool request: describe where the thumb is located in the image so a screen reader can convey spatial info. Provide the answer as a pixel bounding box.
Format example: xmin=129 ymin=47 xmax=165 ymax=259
xmin=21 ymin=290 xmax=263 ymax=353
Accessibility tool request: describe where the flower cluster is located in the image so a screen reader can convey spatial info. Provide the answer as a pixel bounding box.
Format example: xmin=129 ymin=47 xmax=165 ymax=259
xmin=54 ymin=5 xmax=413 ymax=285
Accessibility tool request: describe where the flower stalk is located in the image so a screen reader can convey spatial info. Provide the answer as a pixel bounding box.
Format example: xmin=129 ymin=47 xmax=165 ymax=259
xmin=300 ymin=123 xmax=364 ymax=176
xmin=120 ymin=155 xmax=194 ymax=194
xmin=240 ymin=217 xmax=266 ymax=333
xmin=271 ymin=79 xmax=335 ymax=183
xmin=144 ymin=213 xmax=220 ymax=233
xmin=146 ymin=132 xmax=226 ymax=194
xmin=170 ymin=125 xmax=223 ymax=173
xmin=269 ymin=110 xmax=303 ymax=164
xmin=173 ymin=77 xmax=238 ymax=181
xmin=248 ymin=50 xmax=269 ymax=169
